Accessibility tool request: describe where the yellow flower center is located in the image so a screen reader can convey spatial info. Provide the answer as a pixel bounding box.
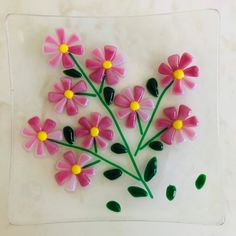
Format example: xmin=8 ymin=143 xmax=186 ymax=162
xmin=59 ymin=43 xmax=69 ymax=54
xmin=90 ymin=127 xmax=99 ymax=137
xmin=102 ymin=60 xmax=112 ymax=69
xmin=172 ymin=119 xmax=183 ymax=130
xmin=64 ymin=89 xmax=74 ymax=99
xmin=37 ymin=131 xmax=48 ymax=141
xmin=129 ymin=101 xmax=140 ymax=111
xmin=173 ymin=69 xmax=184 ymax=80
xmin=71 ymin=164 xmax=82 ymax=175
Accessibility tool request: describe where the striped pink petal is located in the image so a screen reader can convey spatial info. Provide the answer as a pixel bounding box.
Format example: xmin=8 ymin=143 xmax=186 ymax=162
xmin=104 ymin=45 xmax=117 ymax=61
xmin=91 ymin=112 xmax=101 ymax=127
xmin=61 ymin=77 xmax=72 ymax=90
xmin=56 ymin=28 xmax=65 ymax=44
xmin=69 ymin=45 xmax=83 ymax=55
xmin=99 ymin=116 xmax=112 ymax=129
xmin=47 ymin=130 xmax=63 ymax=140
xmin=82 ymin=136 xmax=94 ymax=148
xmin=158 ymin=63 xmax=172 ymax=75
xmin=24 ymin=137 xmax=37 ymax=151
xmin=114 ymin=95 xmax=130 ymax=108
xmin=86 ymin=59 xmax=102 ymax=69
xmin=43 ymin=45 xmax=57 ymax=54
xmin=156 ymin=118 xmax=172 ymax=129
xmin=73 ymin=96 xmax=88 ymax=106
xmin=133 ymin=86 xmax=145 ymax=102
xmin=78 ymin=173 xmax=90 ymax=187
xmin=83 ymin=168 xmax=95 ymax=176
xmin=55 ymin=171 xmax=72 ymax=185
xmin=160 ymin=127 xmax=175 ymax=145
xmin=48 ymin=92 xmax=64 ymax=102
xmin=106 ymin=70 xmax=119 ymax=85
xmin=112 ymin=53 xmax=125 ymax=66
xmin=66 ymin=99 xmax=78 ymax=116
xmin=178 ymin=105 xmax=191 ymax=120
xmin=174 ymin=130 xmax=184 ymax=143
xmin=182 ymin=127 xmax=196 ymax=140
xmin=168 ymin=54 xmax=180 ymax=70
xmin=140 ymin=98 xmax=154 ymax=109
xmin=95 ymin=136 xmax=107 ymax=149
xmin=36 ymin=141 xmax=45 ymax=156
xmin=49 ymin=53 xmax=62 ymax=67
xmin=117 ymin=108 xmax=131 ymax=119
xmin=78 ymin=153 xmax=91 ymax=166
xmin=54 ymin=82 xmax=64 ymax=92
xmin=183 ymin=78 xmax=196 ymax=89
xmin=184 ymin=66 xmax=199 ymax=77
xmin=111 ymin=66 xmax=126 ymax=76
xmin=64 ymin=151 xmax=77 ymax=165
xmin=92 ymin=48 xmax=104 ymax=61
xmin=55 ymin=98 xmax=67 ymax=113
xmin=184 ymin=116 xmax=198 ymax=127
xmin=44 ymin=140 xmax=59 ymax=155
xmin=122 ymin=88 xmax=134 ymax=101
xmin=22 ymin=128 xmax=36 ymax=137
xmin=44 ymin=35 xmax=58 ymax=46
xmin=72 ymin=80 xmax=87 ymax=93
xmin=89 ymin=68 xmax=105 ymax=83
xmin=137 ymin=110 xmax=149 ymax=121
xmin=99 ymin=129 xmax=113 ymax=140
xmin=28 ymin=116 xmax=41 ymax=132
xmin=126 ymin=112 xmax=136 ymax=128
xmin=179 ymin=53 xmax=193 ymax=69
xmin=78 ymin=117 xmax=92 ymax=129
xmin=66 ymin=34 xmax=80 ymax=46
xmin=164 ymin=107 xmax=177 ymax=120
xmin=161 ymin=75 xmax=173 ymax=87
xmin=65 ymin=175 xmax=78 ymax=192
xmin=62 ymin=54 xmax=74 ymax=68
xmin=173 ymin=80 xmax=184 ymax=95
xmin=42 ymin=119 xmax=56 ymax=133
xmin=75 ymin=128 xmax=89 ymax=137
xmin=56 ymin=160 xmax=71 ymax=171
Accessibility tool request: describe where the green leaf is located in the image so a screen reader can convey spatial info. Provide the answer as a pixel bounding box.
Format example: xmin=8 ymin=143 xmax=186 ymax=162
xmin=149 ymin=141 xmax=163 ymax=151
xmin=63 ymin=69 xmax=82 ymax=78
xmin=103 ymin=87 xmax=115 ymax=105
xmin=195 ymin=174 xmax=206 ymax=190
xmin=106 ymin=201 xmax=121 ymax=212
xmin=111 ymin=143 xmax=127 ymax=154
xmin=103 ymin=169 xmax=122 ymax=180
xmin=128 ymin=186 xmax=148 ymax=197
xmin=144 ymin=157 xmax=157 ymax=182
xmin=63 ymin=126 xmax=74 ymax=144
xmin=166 ymin=185 xmax=176 ymax=201
xmin=146 ymin=78 xmax=159 ymax=97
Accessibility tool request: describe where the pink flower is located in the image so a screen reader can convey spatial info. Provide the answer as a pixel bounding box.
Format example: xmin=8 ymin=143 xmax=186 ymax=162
xmin=114 ymin=86 xmax=154 ymax=128
xmin=158 ymin=52 xmax=199 ymax=95
xmin=85 ymin=45 xmax=126 ymax=85
xmin=75 ymin=112 xmax=113 ymax=149
xmin=55 ymin=151 xmax=95 ymax=192
xmin=43 ymin=28 xmax=84 ymax=68
xmin=156 ymin=104 xmax=199 ymax=145
xmin=48 ymin=77 xmax=88 ymax=116
xmin=22 ymin=116 xmax=63 ymax=157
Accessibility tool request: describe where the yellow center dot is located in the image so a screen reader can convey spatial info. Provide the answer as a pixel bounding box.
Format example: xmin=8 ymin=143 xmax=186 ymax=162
xmin=172 ymin=119 xmax=183 ymax=130
xmin=90 ymin=127 xmax=99 ymax=137
xmin=64 ymin=90 xmax=74 ymax=99
xmin=37 ymin=131 xmax=48 ymax=142
xmin=173 ymin=69 xmax=184 ymax=80
xmin=59 ymin=43 xmax=69 ymax=54
xmin=129 ymin=101 xmax=140 ymax=111
xmin=102 ymin=60 xmax=112 ymax=69
xmin=71 ymin=164 xmax=82 ymax=175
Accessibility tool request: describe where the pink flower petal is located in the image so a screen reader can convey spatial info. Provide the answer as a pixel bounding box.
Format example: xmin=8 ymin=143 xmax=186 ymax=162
xmin=44 ymin=35 xmax=58 ymax=46
xmin=168 ymin=54 xmax=180 ymax=70
xmin=82 ymin=136 xmax=94 ymax=148
xmin=78 ymin=173 xmax=91 ymax=187
xmin=140 ymin=98 xmax=154 ymax=109
xmin=183 ymin=78 xmax=196 ymax=89
xmin=64 ymin=151 xmax=77 ymax=165
xmin=55 ymin=98 xmax=67 ymax=113
xmin=75 ymin=128 xmax=89 ymax=137
xmin=66 ymin=99 xmax=78 ymax=116
xmin=72 ymin=80 xmax=87 ymax=93
xmin=160 ymin=75 xmax=173 ymax=87
xmin=178 ymin=105 xmax=191 ymax=120
xmin=28 ymin=116 xmax=41 ymax=132
xmin=117 ymin=108 xmax=132 ymax=119
xmin=182 ymin=127 xmax=196 ymax=140
xmin=54 ymin=82 xmax=64 ymax=92
xmin=105 ymin=70 xmax=119 ymax=85
xmin=184 ymin=66 xmax=199 ymax=77
xmin=110 ymin=66 xmax=126 ymax=76
xmin=56 ymin=28 xmax=65 ymax=44
xmin=78 ymin=153 xmax=91 ymax=166
xmin=156 ymin=118 xmax=172 ymax=129
xmin=158 ymin=63 xmax=172 ymax=75
xmin=92 ymin=48 xmax=105 ymax=61
xmin=160 ymin=127 xmax=175 ymax=145
xmin=104 ymin=45 xmax=117 ymax=61
xmin=47 ymin=130 xmax=63 ymax=140
xmin=69 ymin=45 xmax=83 ymax=55
xmin=90 ymin=112 xmax=101 ymax=127
xmin=83 ymin=168 xmax=95 ymax=176
xmin=122 ymin=88 xmax=134 ymax=101
xmin=22 ymin=128 xmax=36 ymax=137
xmin=99 ymin=129 xmax=113 ymax=140
xmin=89 ymin=68 xmax=105 ymax=83
xmin=86 ymin=59 xmax=102 ymax=69
xmin=114 ymin=95 xmax=130 ymax=108
xmin=78 ymin=117 xmax=92 ymax=129
xmin=65 ymin=175 xmax=78 ymax=192
xmin=179 ymin=53 xmax=193 ymax=69
xmin=174 ymin=130 xmax=184 ymax=143
xmin=66 ymin=34 xmax=80 ymax=46
xmin=24 ymin=137 xmax=37 ymax=151
xmin=164 ymin=107 xmax=178 ymax=120
xmin=173 ymin=80 xmax=184 ymax=95
xmin=73 ymin=96 xmax=88 ymax=107
xmin=61 ymin=77 xmax=72 ymax=90
xmin=137 ymin=110 xmax=149 ymax=121
xmin=43 ymin=45 xmax=57 ymax=54
xmin=112 ymin=53 xmax=125 ymax=66
xmin=126 ymin=112 xmax=136 ymax=128
xmin=98 ymin=116 xmax=112 ymax=129
xmin=184 ymin=116 xmax=198 ymax=127
xmin=36 ymin=141 xmax=45 ymax=157
xmin=62 ymin=54 xmax=74 ymax=68
xmin=44 ymin=140 xmax=59 ymax=155
xmin=95 ymin=136 xmax=107 ymax=149
xmin=48 ymin=92 xmax=64 ymax=102
xmin=55 ymin=171 xmax=72 ymax=185
xmin=42 ymin=119 xmax=56 ymax=133
xmin=49 ymin=53 xmax=62 ymax=68
xmin=134 ymin=86 xmax=145 ymax=102
xmin=56 ymin=160 xmax=71 ymax=171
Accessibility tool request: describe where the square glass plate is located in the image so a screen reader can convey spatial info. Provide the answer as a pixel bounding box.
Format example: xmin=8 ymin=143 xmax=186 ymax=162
xmin=6 ymin=10 xmax=223 ymax=225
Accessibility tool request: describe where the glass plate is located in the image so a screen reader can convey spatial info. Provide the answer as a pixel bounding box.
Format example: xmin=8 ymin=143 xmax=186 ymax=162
xmin=6 ymin=10 xmax=223 ymax=225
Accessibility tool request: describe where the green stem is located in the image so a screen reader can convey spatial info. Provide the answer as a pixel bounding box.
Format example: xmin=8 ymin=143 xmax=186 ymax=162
xmin=75 ymin=92 xmax=96 ymax=97
xmin=134 ymin=81 xmax=174 ymax=157
xmin=137 ymin=113 xmax=143 ymax=135
xmin=69 ymin=53 xmax=153 ymax=198
xmin=140 ymin=128 xmax=167 ymax=150
xmin=49 ymin=139 xmax=140 ymax=181
xmin=83 ymin=160 xmax=101 ymax=169
xmin=99 ymin=75 xmax=105 ymax=94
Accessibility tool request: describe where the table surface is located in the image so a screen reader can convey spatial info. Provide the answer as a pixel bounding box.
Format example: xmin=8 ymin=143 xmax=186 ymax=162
xmin=0 ymin=0 xmax=235 ymax=235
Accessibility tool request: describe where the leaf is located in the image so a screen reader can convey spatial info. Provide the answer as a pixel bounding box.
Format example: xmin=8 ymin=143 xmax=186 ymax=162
xmin=111 ymin=143 xmax=127 ymax=154
xmin=144 ymin=157 xmax=157 ymax=182
xmin=146 ymin=78 xmax=159 ymax=97
xmin=103 ymin=87 xmax=115 ymax=105
xmin=166 ymin=185 xmax=176 ymax=201
xmin=149 ymin=141 xmax=163 ymax=151
xmin=195 ymin=174 xmax=206 ymax=190
xmin=106 ymin=201 xmax=121 ymax=212
xmin=128 ymin=186 xmax=148 ymax=197
xmin=63 ymin=69 xmax=82 ymax=78
xmin=63 ymin=126 xmax=74 ymax=144
xmin=103 ymin=169 xmax=122 ymax=180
